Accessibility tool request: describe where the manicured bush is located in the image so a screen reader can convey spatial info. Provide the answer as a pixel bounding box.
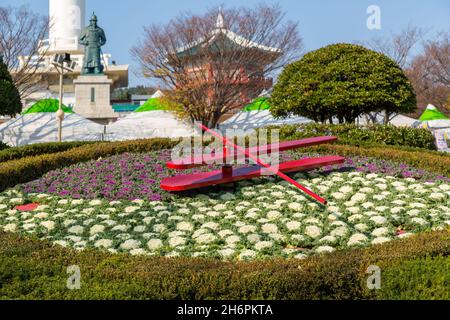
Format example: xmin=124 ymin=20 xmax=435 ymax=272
xmin=270 ymin=44 xmax=417 ymax=123
xmin=0 ymin=138 xmax=179 ymax=192
xmin=376 ymin=255 xmax=449 ymax=300
xmin=0 ymin=229 xmax=448 ymax=299
xmin=0 ymin=141 xmax=99 ymax=163
xmin=274 ymin=123 xmax=436 ymax=150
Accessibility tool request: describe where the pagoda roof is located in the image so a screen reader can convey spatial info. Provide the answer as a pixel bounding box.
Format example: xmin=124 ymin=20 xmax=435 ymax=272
xmin=175 ymin=13 xmax=281 ymax=58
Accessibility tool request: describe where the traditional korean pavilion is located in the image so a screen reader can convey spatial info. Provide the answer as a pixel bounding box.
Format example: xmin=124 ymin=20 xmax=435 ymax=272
xmin=173 ymin=12 xmax=282 ymax=111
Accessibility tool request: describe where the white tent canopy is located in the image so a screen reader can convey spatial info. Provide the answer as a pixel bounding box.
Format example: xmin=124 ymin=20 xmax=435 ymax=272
xmin=219 ymin=110 xmax=313 ymax=132
xmin=0 ymin=113 xmax=105 ymax=147
xmin=357 ymin=113 xmax=418 ymax=127
xmin=387 ymin=114 xmax=418 ymax=127
xmin=106 ymin=111 xmax=197 ymax=141
xmin=418 ymin=119 xmax=450 ymax=130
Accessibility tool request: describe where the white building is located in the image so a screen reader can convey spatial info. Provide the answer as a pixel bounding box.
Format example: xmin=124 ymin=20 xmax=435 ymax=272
xmin=15 ymin=0 xmax=128 ymax=109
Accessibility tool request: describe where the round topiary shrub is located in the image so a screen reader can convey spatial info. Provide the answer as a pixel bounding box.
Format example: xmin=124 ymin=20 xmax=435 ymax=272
xmin=270 ymin=43 xmax=417 ymax=123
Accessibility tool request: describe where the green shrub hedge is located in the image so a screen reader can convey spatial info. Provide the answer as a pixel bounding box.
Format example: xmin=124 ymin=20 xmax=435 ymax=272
xmin=0 ymin=141 xmax=98 ymax=163
xmin=274 ymin=123 xmax=436 ymax=150
xmin=0 ymin=138 xmax=179 ymax=192
xmin=0 ymin=229 xmax=448 ymax=300
xmin=376 ymin=255 xmax=449 ymax=300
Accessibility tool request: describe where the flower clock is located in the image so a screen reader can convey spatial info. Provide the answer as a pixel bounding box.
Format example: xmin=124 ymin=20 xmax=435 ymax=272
xmin=0 ymin=150 xmax=449 ymax=261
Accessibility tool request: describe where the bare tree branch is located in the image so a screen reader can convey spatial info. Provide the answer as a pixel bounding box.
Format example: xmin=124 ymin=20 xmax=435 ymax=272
xmin=132 ymin=4 xmax=303 ymax=127
xmin=405 ymin=31 xmax=450 ymax=115
xmin=362 ymin=25 xmax=430 ymax=122
xmin=0 ymin=5 xmax=49 ymax=100
xmin=364 ymin=25 xmax=427 ymax=69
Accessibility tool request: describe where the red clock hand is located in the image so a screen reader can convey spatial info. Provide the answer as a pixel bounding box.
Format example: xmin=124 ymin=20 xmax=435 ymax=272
xmin=199 ymin=124 xmax=327 ymax=205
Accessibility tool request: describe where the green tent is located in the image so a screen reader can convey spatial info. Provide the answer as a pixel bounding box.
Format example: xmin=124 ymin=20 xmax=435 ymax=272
xmin=243 ymin=97 xmax=271 ymax=112
xmin=135 ymin=98 xmax=168 ymax=112
xmin=22 ymin=99 xmax=73 ymax=115
xmin=419 ymin=105 xmax=449 ymax=122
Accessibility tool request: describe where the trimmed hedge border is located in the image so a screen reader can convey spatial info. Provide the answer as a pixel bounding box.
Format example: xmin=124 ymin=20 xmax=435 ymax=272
xmin=275 ymin=124 xmax=437 ymax=150
xmin=0 ymin=229 xmax=448 ymax=299
xmin=0 ymin=141 xmax=98 ymax=163
xmin=376 ymin=255 xmax=449 ymax=300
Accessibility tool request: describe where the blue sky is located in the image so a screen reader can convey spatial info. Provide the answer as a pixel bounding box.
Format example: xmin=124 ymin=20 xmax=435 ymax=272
xmin=3 ymin=0 xmax=450 ymax=86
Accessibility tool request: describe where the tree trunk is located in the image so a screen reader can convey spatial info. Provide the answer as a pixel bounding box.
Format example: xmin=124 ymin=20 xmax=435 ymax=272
xmin=384 ymin=111 xmax=391 ymax=125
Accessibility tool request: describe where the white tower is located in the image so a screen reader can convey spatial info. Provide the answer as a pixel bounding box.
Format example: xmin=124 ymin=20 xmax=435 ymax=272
xmin=16 ymin=0 xmax=128 ymax=114
xmin=48 ymin=0 xmax=85 ymax=53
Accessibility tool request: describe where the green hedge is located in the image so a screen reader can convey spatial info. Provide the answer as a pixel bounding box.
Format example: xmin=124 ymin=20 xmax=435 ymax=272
xmin=0 ymin=141 xmax=98 ymax=163
xmin=376 ymin=255 xmax=449 ymax=300
xmin=0 ymin=138 xmax=179 ymax=192
xmin=0 ymin=229 xmax=448 ymax=300
xmin=274 ymin=123 xmax=436 ymax=150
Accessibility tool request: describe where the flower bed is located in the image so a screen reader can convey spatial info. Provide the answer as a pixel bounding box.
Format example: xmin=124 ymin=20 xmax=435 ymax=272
xmin=20 ymin=151 xmax=175 ymax=202
xmin=2 ymin=170 xmax=449 ymax=260
xmin=19 ymin=150 xmax=450 ymax=202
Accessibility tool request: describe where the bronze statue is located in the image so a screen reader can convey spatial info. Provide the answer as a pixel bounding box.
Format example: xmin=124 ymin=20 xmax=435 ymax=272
xmin=79 ymin=13 xmax=106 ymax=75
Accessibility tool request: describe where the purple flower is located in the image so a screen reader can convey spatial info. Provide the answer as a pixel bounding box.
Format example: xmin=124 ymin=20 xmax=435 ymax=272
xmin=20 ymin=150 xmax=449 ymax=202
xmin=150 ymin=194 xmax=162 ymax=201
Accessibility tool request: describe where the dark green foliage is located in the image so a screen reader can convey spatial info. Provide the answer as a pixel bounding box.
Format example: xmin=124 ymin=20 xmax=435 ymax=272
xmin=270 ymin=44 xmax=417 ymax=123
xmin=0 ymin=229 xmax=448 ymax=300
xmin=273 ymin=123 xmax=436 ymax=150
xmin=0 ymin=141 xmax=9 ymax=151
xmin=0 ymin=56 xmax=22 ymax=117
xmin=0 ymin=141 xmax=97 ymax=163
xmin=376 ymin=255 xmax=450 ymax=300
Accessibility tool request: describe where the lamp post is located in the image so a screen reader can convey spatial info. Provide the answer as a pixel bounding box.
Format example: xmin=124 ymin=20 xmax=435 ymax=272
xmin=52 ymin=53 xmax=76 ymax=142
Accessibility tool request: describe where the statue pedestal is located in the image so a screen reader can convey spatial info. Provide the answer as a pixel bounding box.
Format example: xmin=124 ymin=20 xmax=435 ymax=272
xmin=74 ymin=75 xmax=117 ymax=124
